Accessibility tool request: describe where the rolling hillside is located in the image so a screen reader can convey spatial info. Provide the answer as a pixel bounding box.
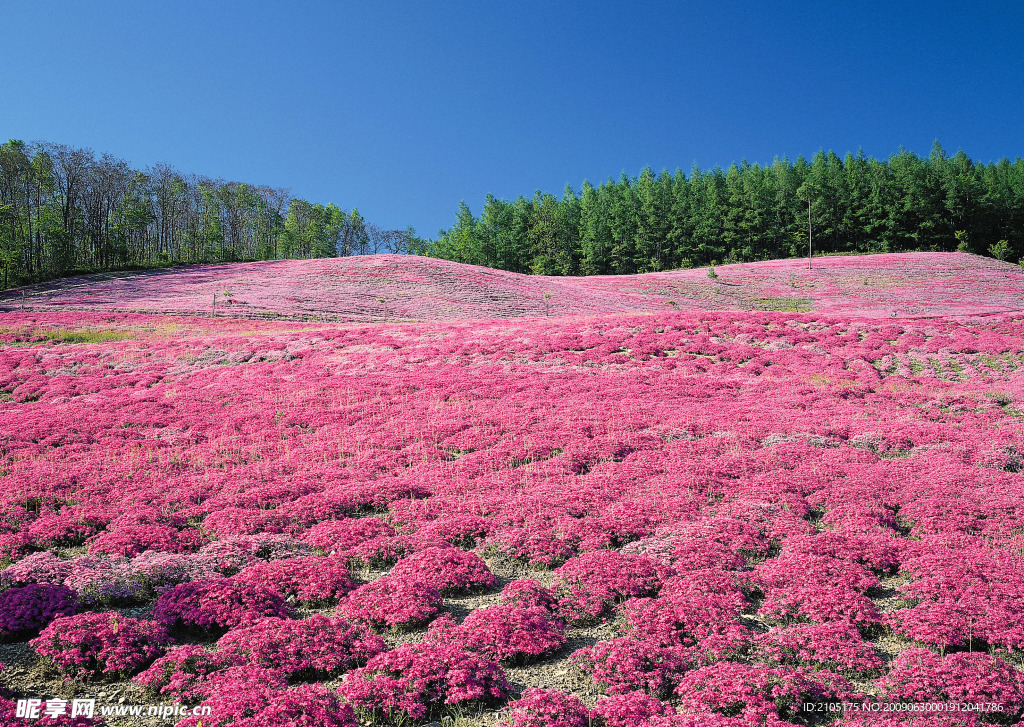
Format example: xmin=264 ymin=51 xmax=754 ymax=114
xmin=1 ymin=252 xmax=1021 ymax=321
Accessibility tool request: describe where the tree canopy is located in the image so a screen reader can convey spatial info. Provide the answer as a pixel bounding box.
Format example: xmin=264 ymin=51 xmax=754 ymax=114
xmin=423 ymin=143 xmax=1024 ymax=274
xmin=0 ymin=140 xmax=420 ymax=288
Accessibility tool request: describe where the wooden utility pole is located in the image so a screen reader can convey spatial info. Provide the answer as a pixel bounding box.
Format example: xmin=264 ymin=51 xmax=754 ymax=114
xmin=807 ymin=199 xmax=813 ymax=269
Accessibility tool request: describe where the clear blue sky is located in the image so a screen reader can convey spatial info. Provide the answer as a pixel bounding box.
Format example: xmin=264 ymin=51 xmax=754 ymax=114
xmin=3 ymin=1 xmax=1022 ymax=239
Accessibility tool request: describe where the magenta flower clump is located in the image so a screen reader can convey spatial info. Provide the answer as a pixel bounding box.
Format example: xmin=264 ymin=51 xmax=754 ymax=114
xmin=30 ymin=612 xmax=172 ymax=680
xmin=152 ymin=578 xmax=290 ymax=633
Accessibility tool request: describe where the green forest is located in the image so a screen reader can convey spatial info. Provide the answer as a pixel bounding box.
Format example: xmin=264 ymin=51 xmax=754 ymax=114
xmin=4 ymin=139 xmax=1023 ymax=289
xmin=0 ymin=139 xmax=416 ymax=288
xmin=422 ymin=142 xmax=1024 ymax=275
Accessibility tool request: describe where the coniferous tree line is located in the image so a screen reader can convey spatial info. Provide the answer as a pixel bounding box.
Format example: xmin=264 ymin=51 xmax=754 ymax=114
xmin=0 ymin=139 xmax=420 ymax=288
xmin=422 ymin=142 xmax=1024 ymax=275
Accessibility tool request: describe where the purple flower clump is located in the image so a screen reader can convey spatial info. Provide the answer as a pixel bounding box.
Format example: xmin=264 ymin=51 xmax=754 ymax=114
xmin=0 ymin=584 xmax=78 ymax=638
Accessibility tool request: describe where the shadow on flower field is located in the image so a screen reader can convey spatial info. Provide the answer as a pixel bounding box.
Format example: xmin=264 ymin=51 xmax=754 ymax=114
xmin=0 ymin=254 xmax=1023 ymax=727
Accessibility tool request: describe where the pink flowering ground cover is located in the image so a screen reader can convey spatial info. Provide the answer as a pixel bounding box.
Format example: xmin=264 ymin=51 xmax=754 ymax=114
xmin=4 ymin=252 xmax=1023 ymax=321
xmin=0 ymin=254 xmax=1023 ymax=725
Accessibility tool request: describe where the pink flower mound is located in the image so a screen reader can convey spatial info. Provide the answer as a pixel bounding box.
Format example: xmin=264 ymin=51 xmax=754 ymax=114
xmin=876 ymin=648 xmax=1024 ymax=724
xmin=234 ymin=556 xmax=355 ymax=606
xmin=674 ymin=662 xmax=855 ymax=726
xmin=885 ymin=539 xmax=1024 ymax=651
xmin=338 ymin=641 xmax=509 ymax=721
xmin=500 ymin=578 xmax=558 ymax=611
xmin=186 ymin=664 xmax=288 ymax=699
xmin=552 ymin=551 xmax=668 ymax=624
xmin=617 ymin=572 xmax=751 ymax=659
xmin=780 ymin=532 xmax=900 ymax=573
xmin=196 ymin=534 xmax=315 ymax=575
xmin=300 ymin=517 xmax=395 ymax=553
xmin=201 ymin=507 xmax=293 ymax=538
xmin=347 ymin=533 xmax=451 ymax=569
xmin=624 ymin=518 xmax=769 ymax=570
xmin=194 ymin=540 xmax=257 ymax=575
xmin=667 ymin=538 xmax=747 ymax=572
xmin=132 ymin=645 xmax=241 ymax=701
xmin=419 ymin=514 xmax=491 ymax=548
xmin=128 ymin=551 xmax=220 ymax=593
xmin=217 ymin=615 xmax=385 ymax=679
xmin=759 ymin=586 xmax=881 ymax=629
xmin=62 ymin=555 xmax=151 ymax=606
xmin=488 ymin=524 xmax=577 ymax=567
xmin=753 ymin=552 xmax=880 ymax=593
xmin=26 ymin=506 xmax=113 ymax=548
xmin=592 ymin=691 xmax=672 ymax=727
xmin=502 ymin=688 xmax=592 ymax=727
xmin=570 ymin=636 xmax=689 ymax=697
xmin=152 ymin=578 xmax=290 ymax=632
xmin=426 ymin=606 xmax=567 ymax=663
xmin=337 ymin=575 xmax=442 ymax=629
xmin=388 ymin=547 xmax=496 ymax=594
xmin=87 ymin=524 xmax=203 ymax=557
xmin=754 ymin=622 xmax=883 ymax=675
xmin=0 ymin=532 xmax=32 ymax=565
xmin=0 ymin=584 xmax=78 ymax=638
xmin=174 ymin=683 xmax=357 ymax=727
xmin=1 ymin=551 xmax=74 ymax=586
xmin=30 ymin=612 xmax=171 ymax=679
xmin=643 ymin=714 xmax=753 ymax=727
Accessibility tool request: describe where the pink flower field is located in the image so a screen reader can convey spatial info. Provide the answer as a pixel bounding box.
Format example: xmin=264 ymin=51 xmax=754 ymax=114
xmin=2 ymin=252 xmax=1022 ymax=321
xmin=1 ymin=253 xmax=1023 ymax=726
